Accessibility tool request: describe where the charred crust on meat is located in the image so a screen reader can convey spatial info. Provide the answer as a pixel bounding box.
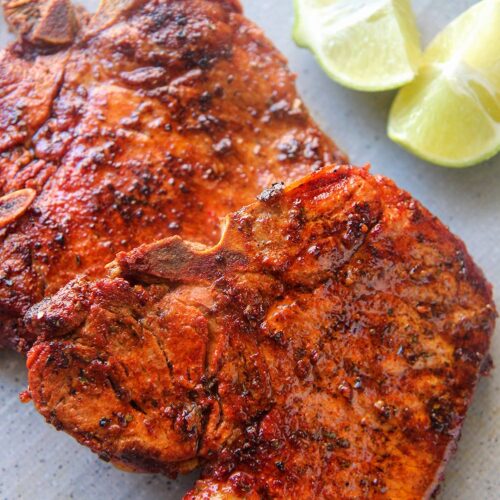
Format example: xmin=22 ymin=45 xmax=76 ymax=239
xmin=0 ymin=0 xmax=345 ymax=351
xmin=25 ymin=166 xmax=496 ymax=498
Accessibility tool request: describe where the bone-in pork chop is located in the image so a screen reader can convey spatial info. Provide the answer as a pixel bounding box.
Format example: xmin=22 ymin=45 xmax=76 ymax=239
xmin=26 ymin=165 xmax=496 ymax=498
xmin=0 ymin=0 xmax=345 ymax=349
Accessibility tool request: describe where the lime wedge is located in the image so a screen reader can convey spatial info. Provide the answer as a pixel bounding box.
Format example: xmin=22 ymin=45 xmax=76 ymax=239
xmin=388 ymin=0 xmax=500 ymax=167
xmin=293 ymin=0 xmax=421 ymax=91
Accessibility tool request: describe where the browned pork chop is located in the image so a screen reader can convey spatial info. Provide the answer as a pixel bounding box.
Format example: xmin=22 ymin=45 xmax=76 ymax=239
xmin=26 ymin=165 xmax=496 ymax=499
xmin=0 ymin=0 xmax=345 ymax=350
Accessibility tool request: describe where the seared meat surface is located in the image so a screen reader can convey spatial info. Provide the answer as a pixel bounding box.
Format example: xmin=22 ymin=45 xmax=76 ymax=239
xmin=26 ymin=165 xmax=496 ymax=499
xmin=0 ymin=0 xmax=344 ymax=349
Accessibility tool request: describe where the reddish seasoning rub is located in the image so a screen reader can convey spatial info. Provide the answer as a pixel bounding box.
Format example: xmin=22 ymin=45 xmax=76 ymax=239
xmin=0 ymin=0 xmax=345 ymax=350
xmin=26 ymin=165 xmax=495 ymax=499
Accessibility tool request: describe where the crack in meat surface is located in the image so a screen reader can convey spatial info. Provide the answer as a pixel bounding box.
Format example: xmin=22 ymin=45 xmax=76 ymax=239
xmin=26 ymin=165 xmax=496 ymax=499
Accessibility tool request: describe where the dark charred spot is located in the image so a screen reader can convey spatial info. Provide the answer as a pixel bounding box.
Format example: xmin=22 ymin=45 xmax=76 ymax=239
xmin=182 ymin=45 xmax=232 ymax=71
xmin=337 ymin=438 xmax=350 ymax=449
xmin=116 ymin=412 xmax=134 ymax=427
xmin=454 ymin=347 xmax=483 ymax=367
xmin=130 ymin=400 xmax=145 ymax=414
xmin=374 ymin=400 xmax=392 ymax=422
xmin=199 ymin=91 xmax=212 ymax=110
xmin=294 ymin=358 xmax=310 ymax=380
xmin=54 ymin=233 xmax=65 ymax=246
xmin=214 ymin=84 xmax=224 ymax=98
xmin=98 ymin=451 xmax=111 ymax=462
xmin=174 ymin=14 xmax=188 ymax=26
xmin=290 ymin=429 xmax=308 ymax=446
xmin=343 ymin=202 xmax=375 ymax=249
xmin=268 ymin=330 xmax=287 ymax=347
xmin=41 ymin=312 xmax=65 ymax=333
xmin=49 ymin=411 xmax=63 ymax=431
xmin=115 ymin=40 xmax=135 ymax=58
xmin=410 ymin=204 xmax=424 ymax=223
xmin=118 ymin=449 xmax=168 ymax=472
xmin=99 ymin=417 xmax=110 ymax=428
xmin=428 ymin=398 xmax=454 ymax=434
xmin=46 ymin=350 xmax=69 ymax=369
xmin=108 ymin=377 xmax=129 ymax=401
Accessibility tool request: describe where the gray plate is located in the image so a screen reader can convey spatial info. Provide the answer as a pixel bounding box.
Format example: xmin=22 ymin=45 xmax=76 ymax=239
xmin=0 ymin=1 xmax=498 ymax=498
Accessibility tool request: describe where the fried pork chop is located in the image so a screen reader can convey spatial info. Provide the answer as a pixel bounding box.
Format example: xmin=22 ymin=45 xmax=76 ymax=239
xmin=26 ymin=165 xmax=496 ymax=499
xmin=0 ymin=0 xmax=345 ymax=350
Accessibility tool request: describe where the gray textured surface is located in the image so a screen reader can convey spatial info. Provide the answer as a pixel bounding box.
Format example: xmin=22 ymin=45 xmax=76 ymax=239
xmin=0 ymin=1 xmax=499 ymax=499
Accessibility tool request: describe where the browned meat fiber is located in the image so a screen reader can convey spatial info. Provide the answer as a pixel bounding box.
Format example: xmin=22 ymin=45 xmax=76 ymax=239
xmin=26 ymin=165 xmax=496 ymax=499
xmin=0 ymin=0 xmax=345 ymax=350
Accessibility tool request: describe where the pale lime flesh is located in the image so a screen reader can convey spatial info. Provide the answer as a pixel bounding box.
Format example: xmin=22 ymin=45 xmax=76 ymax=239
xmin=388 ymin=0 xmax=500 ymax=167
xmin=294 ymin=0 xmax=421 ymax=92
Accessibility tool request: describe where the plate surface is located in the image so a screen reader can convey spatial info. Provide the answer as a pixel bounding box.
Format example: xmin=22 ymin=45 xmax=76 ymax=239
xmin=0 ymin=1 xmax=499 ymax=498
